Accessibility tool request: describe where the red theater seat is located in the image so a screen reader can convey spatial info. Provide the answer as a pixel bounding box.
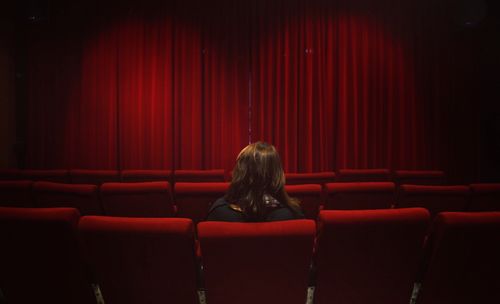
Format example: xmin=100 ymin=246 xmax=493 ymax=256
xmin=197 ymin=220 xmax=315 ymax=304
xmin=0 ymin=169 xmax=69 ymax=182
xmin=174 ymin=169 xmax=226 ymax=183
xmin=34 ymin=181 xmax=102 ymax=215
xmin=175 ymin=182 xmax=229 ymax=223
xmin=0 ymin=207 xmax=95 ymax=304
xmin=325 ymin=182 xmax=395 ymax=210
xmin=70 ymin=169 xmax=120 ymax=185
xmin=0 ymin=169 xmax=20 ymax=180
xmin=0 ymin=180 xmax=34 ymax=207
xmin=336 ymin=168 xmax=391 ymax=182
xmin=285 ymin=172 xmax=336 ymax=185
xmin=396 ymin=185 xmax=469 ymax=218
xmin=100 ymin=181 xmax=175 ymax=217
xmin=315 ymin=208 xmax=430 ymax=304
xmin=285 ymin=184 xmax=322 ymax=219
xmin=79 ymin=216 xmax=198 ymax=304
xmin=121 ymin=169 xmax=172 ymax=182
xmin=417 ymin=212 xmax=500 ymax=304
xmin=468 ymin=183 xmax=500 ymax=211
xmin=394 ymin=170 xmax=446 ymax=186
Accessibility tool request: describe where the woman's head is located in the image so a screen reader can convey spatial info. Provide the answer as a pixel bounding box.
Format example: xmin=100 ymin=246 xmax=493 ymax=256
xmin=231 ymin=142 xmax=285 ymax=193
xmin=226 ymin=142 xmax=300 ymax=221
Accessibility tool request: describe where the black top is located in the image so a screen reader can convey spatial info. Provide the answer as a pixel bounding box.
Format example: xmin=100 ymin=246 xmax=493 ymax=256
xmin=206 ymin=196 xmax=304 ymax=222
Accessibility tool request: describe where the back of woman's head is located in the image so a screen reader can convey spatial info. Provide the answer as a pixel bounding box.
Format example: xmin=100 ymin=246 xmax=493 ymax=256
xmin=225 ymin=142 xmax=300 ymax=221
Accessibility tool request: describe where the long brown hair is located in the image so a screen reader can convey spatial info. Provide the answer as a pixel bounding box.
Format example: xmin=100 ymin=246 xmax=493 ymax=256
xmin=225 ymin=142 xmax=301 ymax=221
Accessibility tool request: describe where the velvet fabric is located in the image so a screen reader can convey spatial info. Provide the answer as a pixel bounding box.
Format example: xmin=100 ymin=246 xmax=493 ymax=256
xmin=79 ymin=216 xmax=198 ymax=304
xmin=174 ymin=182 xmax=230 ymax=223
xmin=34 ymin=181 xmax=102 ymax=215
xmin=325 ymin=182 xmax=395 ymax=210
xmin=197 ymin=219 xmax=315 ymax=304
xmin=315 ymin=208 xmax=430 ymax=304
xmin=418 ymin=212 xmax=500 ymax=304
xmin=100 ymin=181 xmax=175 ymax=217
xmin=0 ymin=207 xmax=95 ymax=304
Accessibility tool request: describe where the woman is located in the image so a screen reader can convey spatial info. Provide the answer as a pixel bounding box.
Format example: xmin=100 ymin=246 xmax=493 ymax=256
xmin=206 ymin=142 xmax=304 ymax=222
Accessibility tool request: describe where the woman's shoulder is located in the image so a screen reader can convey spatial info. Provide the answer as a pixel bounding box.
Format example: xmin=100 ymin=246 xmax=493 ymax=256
xmin=206 ymin=197 xmax=245 ymax=222
xmin=266 ymin=205 xmax=305 ymax=222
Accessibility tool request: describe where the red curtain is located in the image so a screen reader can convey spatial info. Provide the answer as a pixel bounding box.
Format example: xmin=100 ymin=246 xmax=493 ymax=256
xmin=24 ymin=0 xmax=472 ymax=178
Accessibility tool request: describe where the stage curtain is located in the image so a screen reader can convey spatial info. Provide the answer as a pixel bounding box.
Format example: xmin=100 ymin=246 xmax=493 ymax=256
xmin=24 ymin=0 xmax=464 ymax=176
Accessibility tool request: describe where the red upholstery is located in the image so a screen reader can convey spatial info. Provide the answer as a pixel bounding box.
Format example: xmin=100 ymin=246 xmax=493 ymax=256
xmin=285 ymin=172 xmax=336 ymax=185
xmin=174 ymin=169 xmax=226 ymax=183
xmin=174 ymin=182 xmax=229 ymax=223
xmin=0 ymin=169 xmax=20 ymax=180
xmin=100 ymin=181 xmax=175 ymax=217
xmin=79 ymin=216 xmax=198 ymax=304
xmin=397 ymin=185 xmax=469 ymax=218
xmin=70 ymin=169 xmax=120 ymax=185
xmin=285 ymin=184 xmax=322 ymax=219
xmin=325 ymin=182 xmax=395 ymax=210
xmin=0 ymin=169 xmax=69 ymax=182
xmin=418 ymin=212 xmax=500 ymax=304
xmin=336 ymin=168 xmax=391 ymax=182
xmin=394 ymin=170 xmax=446 ymax=186
xmin=197 ymin=220 xmax=315 ymax=304
xmin=468 ymin=183 xmax=500 ymax=211
xmin=121 ymin=169 xmax=172 ymax=182
xmin=0 ymin=180 xmax=34 ymax=207
xmin=0 ymin=207 xmax=94 ymax=304
xmin=34 ymin=181 xmax=102 ymax=215
xmin=315 ymin=208 xmax=430 ymax=304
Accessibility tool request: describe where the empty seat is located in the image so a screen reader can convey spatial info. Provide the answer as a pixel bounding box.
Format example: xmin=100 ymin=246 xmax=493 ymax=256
xmin=100 ymin=181 xmax=175 ymax=217
xmin=417 ymin=212 xmax=500 ymax=304
xmin=394 ymin=170 xmax=446 ymax=186
xmin=336 ymin=169 xmax=391 ymax=182
xmin=325 ymin=182 xmax=395 ymax=210
xmin=285 ymin=184 xmax=322 ymax=219
xmin=468 ymin=183 xmax=500 ymax=211
xmin=397 ymin=185 xmax=469 ymax=218
xmin=0 ymin=207 xmax=95 ymax=304
xmin=198 ymin=220 xmax=315 ymax=304
xmin=174 ymin=169 xmax=226 ymax=183
xmin=174 ymin=182 xmax=229 ymax=223
xmin=34 ymin=181 xmax=102 ymax=215
xmin=0 ymin=180 xmax=34 ymax=207
xmin=70 ymin=169 xmax=120 ymax=185
xmin=121 ymin=169 xmax=172 ymax=182
xmin=315 ymin=208 xmax=430 ymax=304
xmin=285 ymin=172 xmax=336 ymax=185
xmin=79 ymin=216 xmax=198 ymax=304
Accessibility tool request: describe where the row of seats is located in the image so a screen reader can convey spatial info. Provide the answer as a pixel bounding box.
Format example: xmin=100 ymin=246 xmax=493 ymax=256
xmin=1 ymin=181 xmax=499 ymax=221
xmin=0 ymin=168 xmax=446 ymax=185
xmin=0 ymin=207 xmax=498 ymax=304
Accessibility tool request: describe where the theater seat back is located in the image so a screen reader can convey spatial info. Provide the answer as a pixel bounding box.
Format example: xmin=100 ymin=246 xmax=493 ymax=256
xmin=418 ymin=212 xmax=500 ymax=304
xmin=397 ymin=185 xmax=469 ymax=218
xmin=79 ymin=216 xmax=198 ymax=304
xmin=336 ymin=169 xmax=391 ymax=182
xmin=325 ymin=182 xmax=395 ymax=210
xmin=285 ymin=184 xmax=322 ymax=219
xmin=34 ymin=181 xmax=102 ymax=215
xmin=315 ymin=208 xmax=429 ymax=304
xmin=175 ymin=182 xmax=229 ymax=223
xmin=0 ymin=180 xmax=34 ymax=207
xmin=100 ymin=181 xmax=175 ymax=217
xmin=0 ymin=207 xmax=94 ymax=304
xmin=468 ymin=183 xmax=500 ymax=211
xmin=198 ymin=220 xmax=315 ymax=304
